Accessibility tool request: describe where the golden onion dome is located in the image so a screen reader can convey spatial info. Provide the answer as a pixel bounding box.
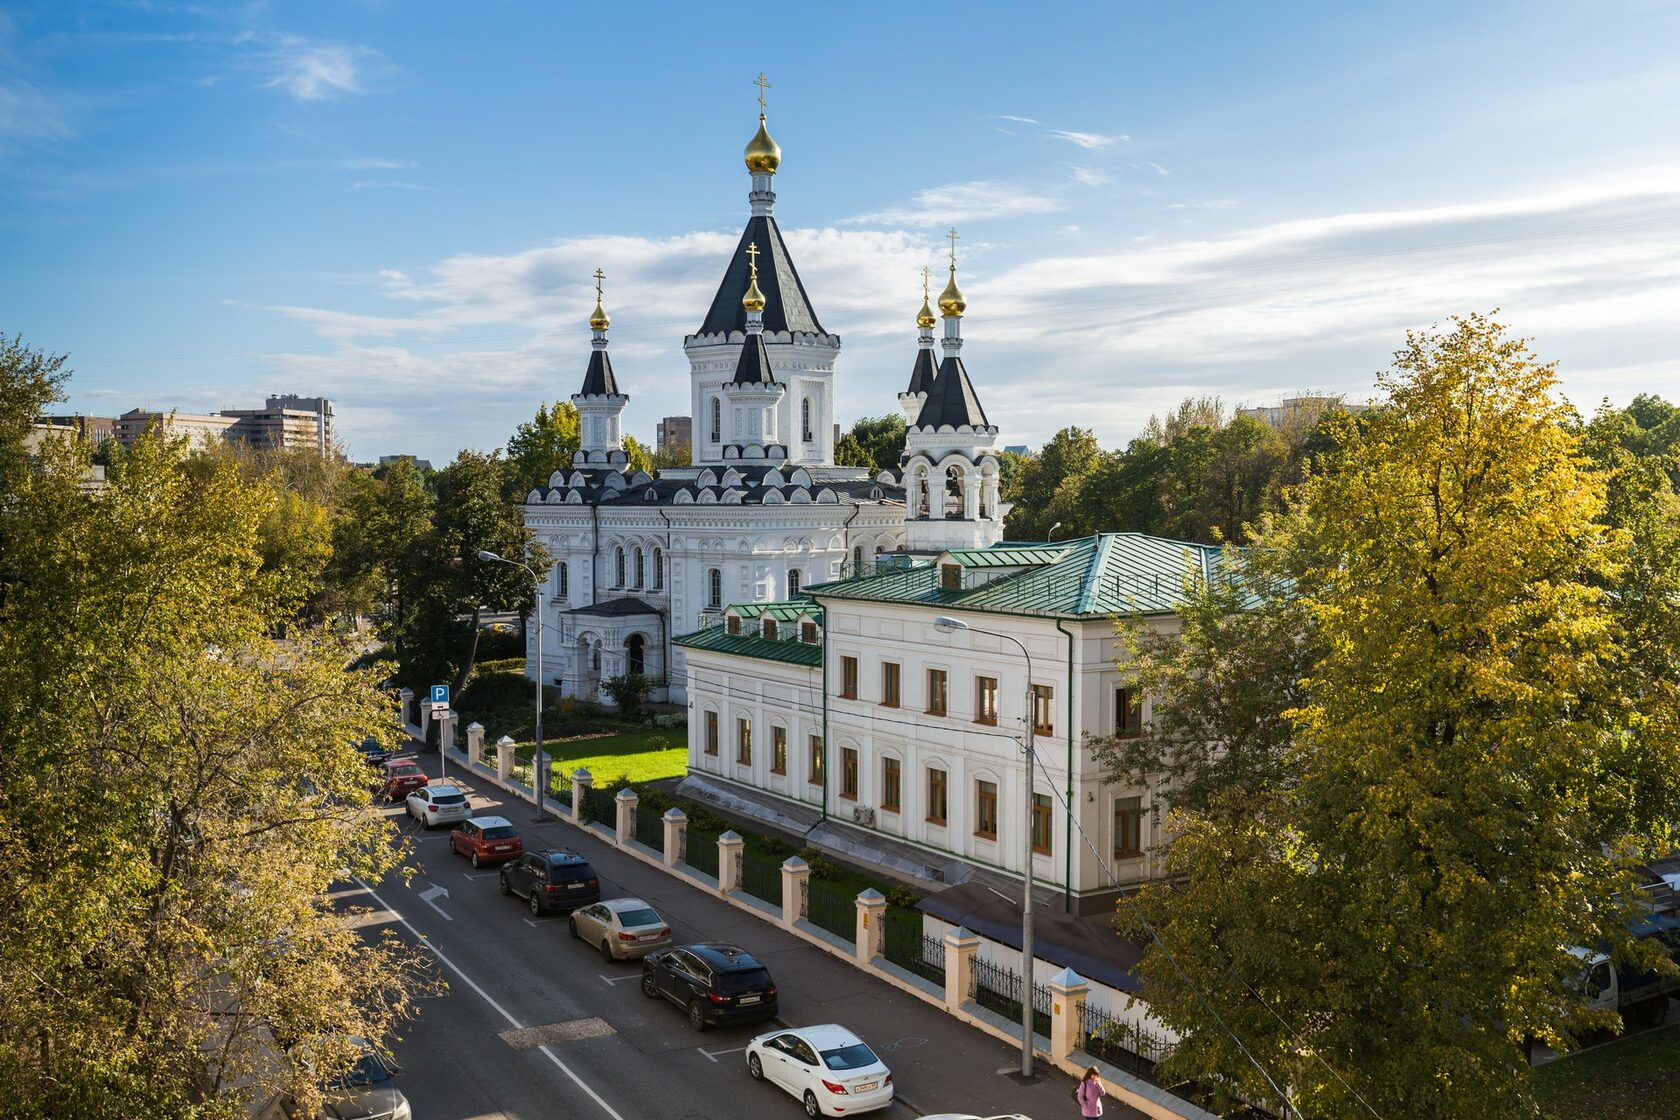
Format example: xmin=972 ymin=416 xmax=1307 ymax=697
xmin=742 ymin=276 xmax=766 ymax=313
xmin=938 ymin=266 xmax=967 ymax=318
xmin=589 ymin=296 xmax=610 ymax=331
xmin=744 ymin=114 xmax=781 ymax=174
xmin=916 ymin=295 xmax=936 ymax=329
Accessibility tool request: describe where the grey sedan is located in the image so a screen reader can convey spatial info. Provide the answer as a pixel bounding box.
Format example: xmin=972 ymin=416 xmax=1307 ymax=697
xmin=568 ymin=898 xmax=673 ymax=961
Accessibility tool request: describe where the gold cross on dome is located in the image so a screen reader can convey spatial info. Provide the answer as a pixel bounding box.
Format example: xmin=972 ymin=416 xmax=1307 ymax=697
xmin=947 ymin=227 xmax=960 ymax=268
xmin=746 ymin=241 xmax=760 ymax=279
xmin=922 ymin=265 xmax=931 ymax=299
xmin=593 ymin=268 xmax=605 ymax=300
xmin=754 ymin=72 xmax=771 ymax=115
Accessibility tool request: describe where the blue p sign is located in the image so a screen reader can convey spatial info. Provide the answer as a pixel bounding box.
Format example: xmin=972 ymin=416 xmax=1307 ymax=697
xmin=430 ymin=684 xmax=449 ymax=706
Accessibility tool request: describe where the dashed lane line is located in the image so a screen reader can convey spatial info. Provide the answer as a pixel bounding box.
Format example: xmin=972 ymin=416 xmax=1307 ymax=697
xmin=352 ymin=877 xmax=629 ymax=1120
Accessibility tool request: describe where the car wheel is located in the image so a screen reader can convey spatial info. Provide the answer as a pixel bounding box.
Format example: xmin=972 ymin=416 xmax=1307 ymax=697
xmin=803 ymin=1090 xmax=820 ymax=1118
xmin=499 ymin=873 xmax=511 ymax=896
xmin=600 ymin=939 xmax=614 ymax=964
xmin=470 ymin=851 xmax=481 ymax=869
xmin=748 ymin=1052 xmax=764 ymax=1081
xmin=687 ymin=1000 xmax=709 ymax=1032
xmin=567 ymin=916 xmax=579 ymax=939
xmin=640 ymin=972 xmax=659 ymax=999
xmin=529 ymin=892 xmax=542 ymax=917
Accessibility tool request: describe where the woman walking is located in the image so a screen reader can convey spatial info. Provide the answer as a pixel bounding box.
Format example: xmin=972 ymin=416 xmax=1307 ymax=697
xmin=1076 ymin=1066 xmax=1106 ymax=1117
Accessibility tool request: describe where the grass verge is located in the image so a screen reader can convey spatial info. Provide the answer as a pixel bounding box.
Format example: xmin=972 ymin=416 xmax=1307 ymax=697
xmin=1532 ymin=1022 xmax=1680 ymax=1120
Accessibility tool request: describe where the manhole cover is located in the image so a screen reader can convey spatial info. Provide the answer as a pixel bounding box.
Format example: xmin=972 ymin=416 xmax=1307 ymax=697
xmin=500 ymin=1017 xmax=616 ymax=1050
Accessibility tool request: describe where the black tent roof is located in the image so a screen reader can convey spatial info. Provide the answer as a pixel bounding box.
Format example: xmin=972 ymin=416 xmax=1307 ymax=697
xmin=914 ymin=354 xmax=990 ymax=429
xmin=578 ymin=350 xmax=620 ymax=396
xmin=697 ymin=215 xmax=828 ymax=337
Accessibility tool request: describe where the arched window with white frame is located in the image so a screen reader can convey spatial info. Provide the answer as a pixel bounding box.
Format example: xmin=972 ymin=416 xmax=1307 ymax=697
xmin=802 ymin=397 xmax=813 ymax=442
xmin=633 ymin=547 xmax=645 ymax=588
xmin=614 ymin=546 xmax=626 ymax=588
xmin=653 ymin=547 xmax=665 ymax=589
xmin=710 ymin=397 xmax=721 ymax=442
xmin=787 ymin=568 xmax=802 ymax=597
xmin=707 ymin=567 xmax=723 ymax=610
xmin=556 ymin=561 xmax=569 ymax=600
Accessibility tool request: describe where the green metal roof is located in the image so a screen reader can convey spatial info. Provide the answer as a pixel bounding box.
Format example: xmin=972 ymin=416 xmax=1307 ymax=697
xmin=806 ymin=532 xmax=1235 ymax=618
xmin=723 ymin=597 xmax=816 ymax=622
xmin=938 ymin=546 xmax=1070 ymax=568
xmin=673 ymin=622 xmax=823 ymax=666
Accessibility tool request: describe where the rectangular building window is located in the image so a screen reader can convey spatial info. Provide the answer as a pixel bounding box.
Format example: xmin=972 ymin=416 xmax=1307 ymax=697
xmin=926 ymin=766 xmax=947 ymax=825
xmin=809 ymin=734 xmax=824 ymax=786
xmin=840 ymin=656 xmax=858 ymax=699
xmin=704 ymin=711 xmax=718 ymax=755
xmin=801 ymin=620 xmax=818 ymax=644
xmin=881 ymin=662 xmax=901 ymax=708
xmin=726 ymin=616 xmax=741 ymax=635
xmin=1114 ymin=796 xmax=1145 ymax=858
xmin=841 ymin=748 xmax=859 ymax=800
xmin=975 ymin=676 xmax=998 ymax=725
xmin=1115 ymin=686 xmax=1143 ymax=737
xmin=881 ymin=757 xmax=901 ymax=813
xmin=736 ymin=717 xmax=752 ymax=765
xmin=762 ymin=618 xmax=778 ymax=640
xmin=1032 ymin=683 xmax=1054 ymax=735
xmin=1031 ymin=793 xmax=1053 ymax=855
xmin=926 ymin=668 xmax=948 ymax=716
xmin=771 ymin=726 xmax=787 ymax=774
xmin=975 ymin=780 xmax=998 ymax=839
xmin=940 ymin=564 xmax=962 ymax=590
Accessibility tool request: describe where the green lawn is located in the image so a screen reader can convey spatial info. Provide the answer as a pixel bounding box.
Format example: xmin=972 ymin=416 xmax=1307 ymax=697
xmin=1532 ymin=1024 xmax=1680 ymax=1120
xmin=501 ymin=729 xmax=689 ymax=787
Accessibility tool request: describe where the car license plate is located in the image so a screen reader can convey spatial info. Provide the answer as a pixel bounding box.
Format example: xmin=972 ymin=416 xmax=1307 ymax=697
xmin=568 ymin=882 xmax=586 ymax=889
xmin=638 ymin=933 xmax=659 ymax=941
xmin=494 ymin=844 xmax=511 ymax=851
xmin=854 ymin=1081 xmax=876 ymax=1092
xmin=738 ymin=995 xmax=760 ymax=1005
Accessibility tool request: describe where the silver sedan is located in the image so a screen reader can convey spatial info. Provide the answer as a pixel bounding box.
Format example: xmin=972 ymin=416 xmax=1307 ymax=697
xmin=568 ymin=898 xmax=673 ymax=962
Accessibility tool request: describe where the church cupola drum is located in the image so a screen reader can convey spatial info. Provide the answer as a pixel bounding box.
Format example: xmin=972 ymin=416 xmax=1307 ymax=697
xmin=572 ymin=269 xmax=630 ymax=464
xmin=686 ymin=74 xmax=838 ymax=466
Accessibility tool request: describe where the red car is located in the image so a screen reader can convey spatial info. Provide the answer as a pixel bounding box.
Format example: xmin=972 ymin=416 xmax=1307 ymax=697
xmin=450 ymin=816 xmax=524 ymax=867
xmin=379 ymin=759 xmax=427 ymax=801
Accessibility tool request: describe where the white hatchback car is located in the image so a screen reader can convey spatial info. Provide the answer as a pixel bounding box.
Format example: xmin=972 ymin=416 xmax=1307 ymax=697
xmin=405 ymin=781 xmax=471 ymax=828
xmin=747 ymin=1024 xmax=893 ymax=1117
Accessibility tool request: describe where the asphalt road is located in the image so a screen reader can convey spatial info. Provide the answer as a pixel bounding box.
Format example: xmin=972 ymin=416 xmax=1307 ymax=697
xmin=349 ymin=751 xmax=1141 ymax=1120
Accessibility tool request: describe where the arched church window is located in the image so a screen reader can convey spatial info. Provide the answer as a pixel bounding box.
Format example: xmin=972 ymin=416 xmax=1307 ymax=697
xmin=653 ymin=547 xmax=665 ymax=589
xmin=852 ymin=545 xmax=864 ymax=575
xmin=615 ymin=546 xmax=626 ymax=588
xmin=557 ymin=561 xmax=568 ymax=599
xmin=633 ymin=547 xmax=645 ymax=589
xmin=710 ymin=397 xmax=721 ymax=443
xmin=707 ymin=567 xmax=723 ymax=610
xmin=802 ymin=398 xmax=813 ymax=442
xmin=788 ymin=569 xmax=802 ymax=597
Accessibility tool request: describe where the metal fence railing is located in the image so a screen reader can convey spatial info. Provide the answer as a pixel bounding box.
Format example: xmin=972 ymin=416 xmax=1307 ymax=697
xmin=739 ymin=852 xmax=782 ymax=907
xmin=635 ymin=804 xmax=664 ymax=851
xmin=806 ymin=878 xmax=854 ymax=941
xmin=583 ymin=788 xmax=615 ymax=828
xmin=973 ymin=958 xmax=1051 ymax=1038
xmin=1079 ymin=1002 xmax=1178 ymax=1083
xmin=546 ymin=766 xmax=572 ymax=811
xmin=686 ymin=830 xmax=719 ymax=877
xmin=882 ymin=908 xmax=942 ymax=984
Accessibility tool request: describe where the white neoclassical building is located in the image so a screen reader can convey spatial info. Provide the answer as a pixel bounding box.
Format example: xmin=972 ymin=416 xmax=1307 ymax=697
xmin=518 ymin=98 xmax=996 ymax=704
xmin=677 ymin=534 xmax=1230 ymax=912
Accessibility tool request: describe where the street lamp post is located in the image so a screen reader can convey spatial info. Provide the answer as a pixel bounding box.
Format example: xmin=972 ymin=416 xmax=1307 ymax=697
xmin=934 ymin=613 xmax=1037 ymax=1078
xmin=477 ymin=550 xmax=546 ymax=821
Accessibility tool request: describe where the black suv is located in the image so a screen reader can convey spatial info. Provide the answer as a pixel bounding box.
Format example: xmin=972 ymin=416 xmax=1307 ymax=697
xmin=640 ymin=943 xmax=778 ymax=1031
xmin=499 ymin=849 xmax=600 ymax=915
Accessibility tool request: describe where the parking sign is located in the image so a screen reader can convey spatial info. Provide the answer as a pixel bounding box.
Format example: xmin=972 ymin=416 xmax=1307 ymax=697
xmin=430 ymin=684 xmax=449 ymax=707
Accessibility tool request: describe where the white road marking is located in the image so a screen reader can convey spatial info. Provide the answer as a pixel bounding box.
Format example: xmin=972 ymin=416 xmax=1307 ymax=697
xmin=353 ymin=878 xmax=629 ymax=1120
xmin=698 ymin=1044 xmax=750 ymax=1063
xmin=418 ymin=883 xmax=451 ymax=920
xmin=597 ymin=974 xmax=641 ymax=985
xmin=461 ymin=871 xmax=501 ymax=881
xmin=523 ymin=916 xmax=565 ymax=927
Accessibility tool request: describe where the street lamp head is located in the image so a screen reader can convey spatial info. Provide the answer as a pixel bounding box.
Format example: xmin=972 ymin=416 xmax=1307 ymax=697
xmin=476 ymin=549 xmax=503 ymax=562
xmin=1048 ymin=521 xmax=1063 ymax=540
xmin=932 ymin=615 xmax=968 ymax=633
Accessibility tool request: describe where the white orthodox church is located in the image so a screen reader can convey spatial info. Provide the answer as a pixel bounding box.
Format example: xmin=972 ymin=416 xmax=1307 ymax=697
xmin=520 ymin=92 xmax=1007 ymax=704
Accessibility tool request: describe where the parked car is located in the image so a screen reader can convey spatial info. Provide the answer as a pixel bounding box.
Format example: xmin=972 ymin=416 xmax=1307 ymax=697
xmin=640 ymin=943 xmax=778 ymax=1031
xmin=449 ymin=815 xmax=523 ymax=867
xmin=378 ymin=759 xmax=427 ymax=801
xmin=747 ymin=1024 xmax=893 ymax=1117
xmin=353 ymin=737 xmax=392 ymax=768
xmin=405 ymin=781 xmax=471 ymax=828
xmin=499 ymin=849 xmax=600 ymax=915
xmin=568 ymin=898 xmax=673 ymax=961
xmin=259 ymin=1038 xmax=412 ymax=1120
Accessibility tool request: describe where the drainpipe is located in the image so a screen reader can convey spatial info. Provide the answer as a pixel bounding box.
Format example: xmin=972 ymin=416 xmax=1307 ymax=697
xmin=1056 ymin=618 xmax=1076 ymax=913
xmin=818 ymin=600 xmax=829 ymax=822
xmin=841 ymin=502 xmax=861 ymax=576
xmin=590 ymin=503 xmax=600 ymax=607
xmin=657 ymin=508 xmax=674 ymax=691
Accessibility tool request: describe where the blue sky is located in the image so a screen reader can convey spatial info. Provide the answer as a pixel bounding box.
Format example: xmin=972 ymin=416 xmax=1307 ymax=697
xmin=4 ymin=1 xmax=1679 ymax=463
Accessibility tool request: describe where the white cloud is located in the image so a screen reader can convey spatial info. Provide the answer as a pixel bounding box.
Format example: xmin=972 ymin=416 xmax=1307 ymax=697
xmin=1049 ymin=129 xmax=1126 ymax=149
xmin=265 ymin=37 xmax=379 ymax=102
xmin=350 ymin=179 xmax=419 ymax=190
xmin=1071 ymin=166 xmax=1112 ymax=187
xmin=1132 ymin=160 xmax=1170 ymax=176
xmin=849 ymin=180 xmax=1063 ymax=226
xmin=339 ymin=157 xmax=411 ymax=170
xmin=994 ymin=114 xmax=1040 ymax=125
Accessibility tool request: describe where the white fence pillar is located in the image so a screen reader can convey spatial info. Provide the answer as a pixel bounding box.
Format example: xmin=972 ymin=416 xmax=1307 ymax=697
xmin=571 ymin=768 xmax=593 ymax=824
xmin=1049 ymin=966 xmax=1090 ymax=1064
xmin=465 ymin=722 xmax=484 ymax=767
xmin=615 ymin=788 xmax=638 ymax=847
xmin=855 ymin=888 xmax=885 ymax=963
xmin=662 ymin=808 xmax=687 ymax=870
xmin=495 ymin=735 xmax=514 ymax=784
xmin=717 ymin=831 xmax=744 ymax=894
xmin=781 ymin=857 xmax=810 ymax=928
xmin=944 ymin=926 xmax=979 ymax=1014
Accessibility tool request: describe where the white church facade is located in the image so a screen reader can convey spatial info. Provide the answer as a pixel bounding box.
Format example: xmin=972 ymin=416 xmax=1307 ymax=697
xmin=518 ymin=93 xmax=1006 ymax=704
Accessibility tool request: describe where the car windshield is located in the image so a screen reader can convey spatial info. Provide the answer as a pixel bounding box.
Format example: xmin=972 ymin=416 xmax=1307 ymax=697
xmin=819 ymin=1043 xmax=877 ymax=1071
xmin=333 ymin=1052 xmax=392 ymax=1088
xmin=481 ymin=826 xmax=517 ymax=839
xmin=431 ymin=793 xmax=466 ymax=806
xmin=618 ymin=907 xmax=661 ymax=927
xmin=715 ymin=967 xmax=771 ymax=993
xmin=390 ymin=765 xmax=419 ymax=776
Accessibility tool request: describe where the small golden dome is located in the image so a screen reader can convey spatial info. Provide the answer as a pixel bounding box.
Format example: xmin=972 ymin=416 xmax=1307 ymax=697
xmin=744 ymin=114 xmax=781 ymax=174
xmin=742 ymin=277 xmax=766 ymax=313
xmin=916 ymin=296 xmax=936 ymax=329
xmin=589 ymin=297 xmax=610 ymax=331
xmin=938 ymin=266 xmax=967 ymax=318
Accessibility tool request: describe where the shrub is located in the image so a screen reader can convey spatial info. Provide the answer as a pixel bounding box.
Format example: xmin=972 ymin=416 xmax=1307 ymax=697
xmin=759 ymin=835 xmax=791 ymax=857
xmin=885 ymin=885 xmax=922 ymax=910
xmin=807 ymin=856 xmax=843 ymax=880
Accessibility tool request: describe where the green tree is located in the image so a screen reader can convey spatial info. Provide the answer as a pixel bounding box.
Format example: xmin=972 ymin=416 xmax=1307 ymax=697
xmin=1002 ymin=426 xmax=1101 ymax=540
xmin=0 ymin=384 xmax=433 ymax=1117
xmin=1126 ymin=316 xmax=1680 ymax=1119
xmin=0 ymin=332 xmax=70 ymax=496
xmin=834 ymin=413 xmax=907 ymax=476
xmin=504 ymin=400 xmax=580 ymax=497
xmin=333 ymin=457 xmax=436 ymax=652
xmin=651 ymin=439 xmax=691 ymax=469
xmin=622 ymin=434 xmax=654 ymax=475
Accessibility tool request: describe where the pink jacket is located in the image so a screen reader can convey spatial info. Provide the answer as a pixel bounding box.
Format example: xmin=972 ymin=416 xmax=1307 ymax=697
xmin=1078 ymin=1077 xmax=1105 ymax=1117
